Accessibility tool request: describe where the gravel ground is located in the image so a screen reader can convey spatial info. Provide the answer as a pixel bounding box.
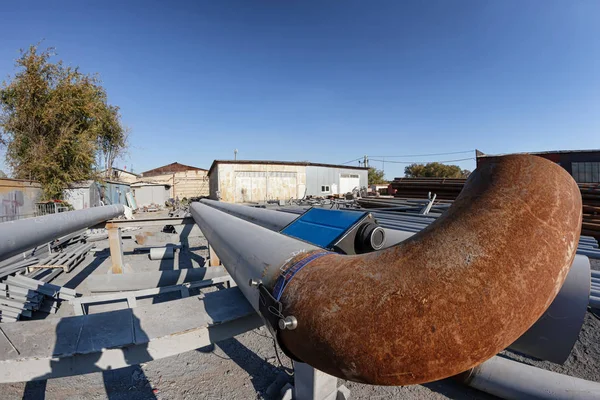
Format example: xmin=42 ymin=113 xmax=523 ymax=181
xmin=0 ymin=221 xmax=598 ymax=399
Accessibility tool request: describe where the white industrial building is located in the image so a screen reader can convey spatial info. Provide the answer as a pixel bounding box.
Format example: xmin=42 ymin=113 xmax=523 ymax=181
xmin=208 ymin=160 xmax=368 ymax=203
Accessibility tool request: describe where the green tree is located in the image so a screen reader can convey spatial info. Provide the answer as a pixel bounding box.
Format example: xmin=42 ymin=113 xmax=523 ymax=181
xmin=368 ymin=167 xmax=386 ymax=184
xmin=0 ymin=45 xmax=127 ymax=199
xmin=404 ymin=162 xmax=470 ymax=178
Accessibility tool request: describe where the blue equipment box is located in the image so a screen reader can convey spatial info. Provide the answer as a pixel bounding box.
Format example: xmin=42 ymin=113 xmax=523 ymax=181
xmin=280 ymin=208 xmax=367 ymax=249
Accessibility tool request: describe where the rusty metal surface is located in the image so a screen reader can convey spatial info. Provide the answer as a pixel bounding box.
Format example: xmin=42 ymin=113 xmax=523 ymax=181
xmin=279 ymin=155 xmax=582 ymax=385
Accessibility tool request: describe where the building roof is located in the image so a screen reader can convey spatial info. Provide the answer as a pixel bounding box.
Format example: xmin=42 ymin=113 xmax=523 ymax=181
xmin=208 ymin=160 xmax=368 ymax=176
xmin=99 ymin=168 xmax=140 ymax=177
xmin=140 ymin=162 xmax=208 ymax=177
xmin=131 ymin=181 xmax=172 ymax=188
xmin=476 ymin=149 xmax=600 ymax=158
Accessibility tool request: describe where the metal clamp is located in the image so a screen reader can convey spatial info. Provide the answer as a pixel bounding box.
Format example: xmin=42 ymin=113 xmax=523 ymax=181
xmin=250 ymin=280 xmax=302 ymax=362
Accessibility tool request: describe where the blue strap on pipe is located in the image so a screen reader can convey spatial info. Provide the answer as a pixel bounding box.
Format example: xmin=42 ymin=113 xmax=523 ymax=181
xmin=273 ymin=251 xmax=332 ymax=301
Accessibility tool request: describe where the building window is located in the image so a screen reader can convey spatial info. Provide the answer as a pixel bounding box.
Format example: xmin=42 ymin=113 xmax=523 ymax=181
xmin=321 ymin=185 xmax=330 ymax=193
xmin=572 ymin=162 xmax=600 ymax=183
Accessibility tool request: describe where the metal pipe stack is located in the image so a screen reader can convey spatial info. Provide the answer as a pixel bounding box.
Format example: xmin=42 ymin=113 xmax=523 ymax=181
xmin=385 ymin=177 xmax=600 ymax=241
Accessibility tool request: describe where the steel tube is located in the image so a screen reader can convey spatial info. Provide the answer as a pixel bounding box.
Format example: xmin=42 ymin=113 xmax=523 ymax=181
xmin=190 ymin=202 xmax=322 ymax=313
xmin=199 ymin=199 xmax=296 ymax=231
xmin=507 ymin=255 xmax=590 ymax=364
xmin=200 ymin=199 xmax=411 ymax=250
xmin=454 ymin=356 xmax=600 ymax=399
xmin=0 ymin=205 xmax=124 ymax=263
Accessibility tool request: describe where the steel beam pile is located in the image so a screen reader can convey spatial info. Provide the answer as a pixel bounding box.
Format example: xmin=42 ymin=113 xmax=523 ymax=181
xmin=0 ymin=275 xmax=76 ymax=322
xmin=591 ymin=270 xmax=600 ymax=309
xmin=387 ymin=174 xmax=600 ymax=241
xmin=195 ymin=155 xmax=584 ymax=386
xmin=388 ymin=177 xmax=466 ymax=200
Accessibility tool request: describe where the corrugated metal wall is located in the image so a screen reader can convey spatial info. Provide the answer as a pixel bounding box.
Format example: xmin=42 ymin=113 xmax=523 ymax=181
xmin=0 ymin=179 xmax=43 ymax=222
xmin=63 ymin=182 xmax=100 ymax=210
xmin=132 ymin=185 xmax=170 ymax=207
xmin=102 ymin=182 xmax=131 ymax=206
xmin=214 ymin=163 xmax=306 ymax=203
xmin=305 ymin=166 xmax=368 ymax=196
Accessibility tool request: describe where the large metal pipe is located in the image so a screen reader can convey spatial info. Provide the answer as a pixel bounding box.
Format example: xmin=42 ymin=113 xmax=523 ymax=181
xmin=200 ymin=198 xmax=413 ymax=249
xmin=190 ymin=202 xmax=322 ymax=313
xmin=199 ymin=199 xmax=296 ymax=231
xmin=200 ymin=193 xmax=589 ymax=364
xmin=454 ymin=356 xmax=600 ymax=399
xmin=0 ymin=205 xmax=124 ymax=263
xmin=194 ymin=155 xmax=581 ymax=385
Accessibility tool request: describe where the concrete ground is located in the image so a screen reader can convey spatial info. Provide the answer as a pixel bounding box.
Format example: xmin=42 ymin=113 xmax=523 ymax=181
xmin=0 ymin=212 xmax=599 ymax=399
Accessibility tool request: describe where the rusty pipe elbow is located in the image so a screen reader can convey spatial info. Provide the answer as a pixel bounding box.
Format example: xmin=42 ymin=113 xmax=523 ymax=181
xmin=278 ymin=155 xmax=582 ymax=385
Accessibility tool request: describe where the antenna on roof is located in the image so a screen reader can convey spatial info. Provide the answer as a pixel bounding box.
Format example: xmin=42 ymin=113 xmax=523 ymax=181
xmin=234 ymin=149 xmax=238 ymax=160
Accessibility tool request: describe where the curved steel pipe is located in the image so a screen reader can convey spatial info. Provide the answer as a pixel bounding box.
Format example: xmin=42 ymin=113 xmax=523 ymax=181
xmin=277 ymin=155 xmax=581 ymax=385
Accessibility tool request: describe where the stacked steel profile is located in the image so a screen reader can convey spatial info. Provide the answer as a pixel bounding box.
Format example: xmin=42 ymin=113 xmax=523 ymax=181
xmin=380 ymin=176 xmax=600 ymax=240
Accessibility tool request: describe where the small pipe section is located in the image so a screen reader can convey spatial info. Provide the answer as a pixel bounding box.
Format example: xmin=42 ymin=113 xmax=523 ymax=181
xmin=454 ymin=356 xmax=600 ymax=399
xmin=0 ymin=205 xmax=124 ymax=263
xmin=590 ymin=296 xmax=600 ymax=309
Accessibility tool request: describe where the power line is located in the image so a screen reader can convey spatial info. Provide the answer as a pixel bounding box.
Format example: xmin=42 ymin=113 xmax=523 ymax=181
xmin=369 ymin=157 xmax=475 ymax=164
xmin=370 ymin=150 xmax=475 ymax=158
xmin=341 ymin=157 xmax=364 ymax=165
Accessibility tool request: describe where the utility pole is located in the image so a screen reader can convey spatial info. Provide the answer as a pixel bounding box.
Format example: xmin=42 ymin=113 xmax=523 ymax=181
xmin=363 ymin=155 xmax=369 ymax=168
xmin=234 ymin=149 xmax=238 ymax=160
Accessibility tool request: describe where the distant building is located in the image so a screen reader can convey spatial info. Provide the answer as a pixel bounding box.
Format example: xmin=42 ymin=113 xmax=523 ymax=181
xmin=476 ymin=149 xmax=600 ymax=183
xmin=63 ymin=180 xmax=131 ymax=210
xmin=101 ymin=167 xmax=140 ymax=184
xmin=208 ymin=160 xmax=368 ymax=203
xmin=130 ymin=182 xmax=171 ymax=207
xmin=139 ymin=162 xmax=209 ymax=199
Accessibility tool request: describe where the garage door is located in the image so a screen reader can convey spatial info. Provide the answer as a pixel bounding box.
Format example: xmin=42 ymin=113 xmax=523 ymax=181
xmin=235 ymin=171 xmax=297 ymax=203
xmin=339 ymin=174 xmax=360 ymax=194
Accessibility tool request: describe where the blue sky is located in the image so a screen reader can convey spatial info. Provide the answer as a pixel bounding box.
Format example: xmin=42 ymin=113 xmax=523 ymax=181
xmin=1 ymin=1 xmax=599 ymax=179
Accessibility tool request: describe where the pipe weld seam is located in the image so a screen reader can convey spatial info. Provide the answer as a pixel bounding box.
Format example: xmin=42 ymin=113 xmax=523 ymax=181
xmin=273 ymin=251 xmax=332 ymax=300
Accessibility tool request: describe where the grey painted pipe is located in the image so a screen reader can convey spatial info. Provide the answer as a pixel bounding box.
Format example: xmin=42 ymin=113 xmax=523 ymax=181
xmin=86 ymin=266 xmax=228 ymax=292
xmin=508 ymin=254 xmax=590 ymax=364
xmin=0 ymin=205 xmax=124 ymax=263
xmin=190 ymin=202 xmax=321 ymax=312
xmin=199 ymin=199 xmax=413 ymax=250
xmin=199 ymin=199 xmax=296 ymax=231
xmin=149 ymin=247 xmax=174 ymax=260
xmin=456 ymin=356 xmax=600 ymax=399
